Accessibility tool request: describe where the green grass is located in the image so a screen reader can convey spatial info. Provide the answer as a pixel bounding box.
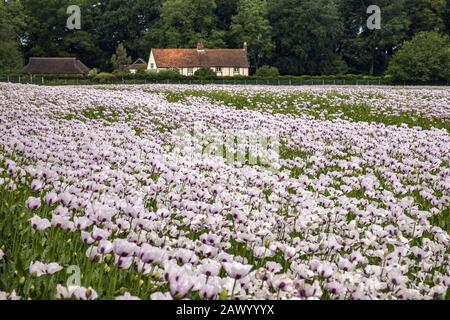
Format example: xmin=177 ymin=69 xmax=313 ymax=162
xmin=0 ymin=175 xmax=166 ymax=299
xmin=62 ymin=106 xmax=120 ymax=123
xmin=161 ymin=90 xmax=450 ymax=132
xmin=0 ymin=156 xmax=301 ymax=300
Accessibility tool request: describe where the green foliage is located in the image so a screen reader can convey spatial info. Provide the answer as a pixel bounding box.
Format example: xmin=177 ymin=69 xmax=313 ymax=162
xmin=88 ymin=68 xmax=98 ymax=78
xmin=160 ymin=89 xmax=450 ymax=132
xmin=144 ymin=0 xmax=225 ymax=48
xmin=230 ymin=0 xmax=273 ymax=69
xmin=255 ymin=65 xmax=279 ymax=77
xmin=408 ymin=0 xmax=447 ymax=35
xmin=4 ymin=0 xmax=450 ymax=78
xmin=111 ymin=44 xmax=132 ymax=71
xmin=339 ymin=0 xmax=410 ymax=75
xmin=387 ymin=31 xmax=450 ymax=82
xmin=92 ymin=0 xmax=161 ymax=65
xmin=0 ymin=0 xmax=24 ymax=72
xmin=156 ymin=69 xmax=182 ymax=79
xmin=268 ymin=0 xmax=347 ymax=75
xmin=215 ymin=0 xmax=239 ymax=29
xmin=94 ymin=72 xmax=117 ymax=83
xmin=446 ymin=0 xmax=450 ymax=34
xmin=20 ymin=0 xmax=160 ymax=70
xmin=194 ymin=67 xmax=217 ymax=78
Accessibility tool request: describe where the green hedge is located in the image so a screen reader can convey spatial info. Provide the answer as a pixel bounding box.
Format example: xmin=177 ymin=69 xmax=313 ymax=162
xmin=0 ymin=72 xmax=448 ymax=86
xmin=0 ymin=70 xmax=395 ymax=82
xmin=96 ymin=71 xmax=388 ymax=82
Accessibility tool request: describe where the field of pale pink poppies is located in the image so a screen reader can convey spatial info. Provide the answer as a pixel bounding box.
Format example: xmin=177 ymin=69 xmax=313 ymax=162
xmin=0 ymin=83 xmax=449 ymax=300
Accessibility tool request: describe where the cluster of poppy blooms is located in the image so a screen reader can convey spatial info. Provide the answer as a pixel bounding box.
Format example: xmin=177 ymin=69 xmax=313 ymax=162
xmin=0 ymin=83 xmax=448 ymax=300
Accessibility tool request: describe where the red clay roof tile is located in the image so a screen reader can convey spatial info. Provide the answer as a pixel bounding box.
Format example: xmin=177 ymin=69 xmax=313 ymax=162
xmin=152 ymin=48 xmax=249 ymax=68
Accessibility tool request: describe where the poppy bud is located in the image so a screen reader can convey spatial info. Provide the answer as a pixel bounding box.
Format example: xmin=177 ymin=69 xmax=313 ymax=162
xmin=218 ymin=289 xmax=228 ymax=300
xmin=86 ymin=287 xmax=92 ymax=298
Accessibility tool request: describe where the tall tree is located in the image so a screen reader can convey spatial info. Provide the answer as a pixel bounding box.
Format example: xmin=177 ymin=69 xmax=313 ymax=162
xmin=21 ymin=0 xmax=160 ymax=70
xmin=0 ymin=0 xmax=25 ymax=72
xmin=111 ymin=43 xmax=132 ymax=71
xmin=387 ymin=31 xmax=450 ymax=81
xmin=339 ymin=0 xmax=410 ymax=75
xmin=61 ymin=0 xmax=106 ymax=69
xmin=408 ymin=0 xmax=447 ymax=36
xmin=90 ymin=0 xmax=161 ymax=64
xmin=13 ymin=0 xmax=450 ymax=76
xmin=21 ymin=0 xmax=84 ymax=58
xmin=216 ymin=0 xmax=239 ymax=30
xmin=268 ymin=0 xmax=346 ymax=75
xmin=446 ymin=0 xmax=450 ymax=34
xmin=142 ymin=0 xmax=226 ymax=49
xmin=230 ymin=0 xmax=273 ymax=70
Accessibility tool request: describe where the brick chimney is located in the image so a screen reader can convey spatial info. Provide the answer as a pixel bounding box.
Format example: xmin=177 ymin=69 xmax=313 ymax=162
xmin=197 ymin=42 xmax=205 ymax=51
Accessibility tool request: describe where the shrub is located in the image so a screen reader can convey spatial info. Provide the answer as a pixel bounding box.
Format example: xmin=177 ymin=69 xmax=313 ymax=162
xmin=194 ymin=67 xmax=217 ymax=78
xmin=157 ymin=69 xmax=182 ymax=79
xmin=136 ymin=68 xmax=147 ymax=77
xmin=88 ymin=68 xmax=98 ymax=78
xmin=387 ymin=31 xmax=450 ymax=82
xmin=94 ymin=72 xmax=116 ymax=83
xmin=255 ymin=66 xmax=279 ymax=77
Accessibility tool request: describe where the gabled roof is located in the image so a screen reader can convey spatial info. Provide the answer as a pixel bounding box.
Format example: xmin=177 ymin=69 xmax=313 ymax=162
xmin=127 ymin=58 xmax=148 ymax=70
xmin=131 ymin=58 xmax=147 ymax=66
xmin=23 ymin=57 xmax=90 ymax=75
xmin=151 ymin=48 xmax=249 ymax=68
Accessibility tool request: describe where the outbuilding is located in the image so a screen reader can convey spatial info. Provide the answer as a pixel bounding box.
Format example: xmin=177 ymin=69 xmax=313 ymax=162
xmin=23 ymin=57 xmax=90 ymax=76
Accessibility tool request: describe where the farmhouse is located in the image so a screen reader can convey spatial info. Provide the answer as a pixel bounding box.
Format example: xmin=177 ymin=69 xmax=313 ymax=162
xmin=148 ymin=43 xmax=249 ymax=77
xmin=23 ymin=57 xmax=90 ymax=76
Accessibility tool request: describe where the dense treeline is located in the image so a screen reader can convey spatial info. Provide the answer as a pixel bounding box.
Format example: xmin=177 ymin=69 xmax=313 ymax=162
xmin=1 ymin=0 xmax=450 ymax=76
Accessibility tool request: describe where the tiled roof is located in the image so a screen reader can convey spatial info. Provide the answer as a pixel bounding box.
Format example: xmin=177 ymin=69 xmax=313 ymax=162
xmin=23 ymin=57 xmax=90 ymax=75
xmin=152 ymin=48 xmax=249 ymax=68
